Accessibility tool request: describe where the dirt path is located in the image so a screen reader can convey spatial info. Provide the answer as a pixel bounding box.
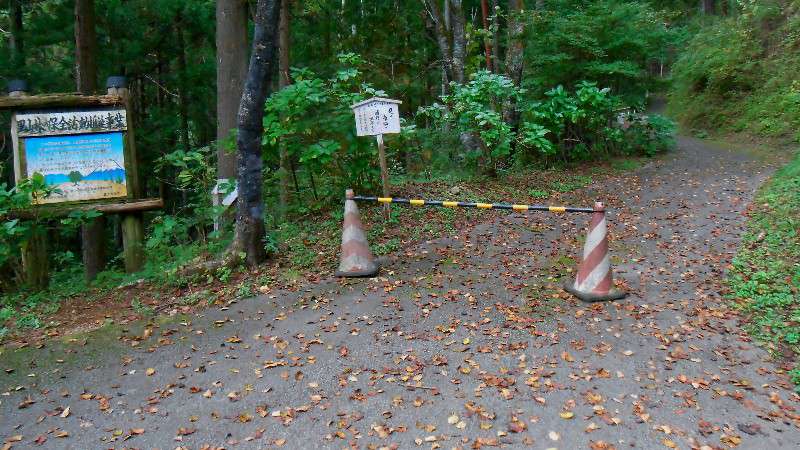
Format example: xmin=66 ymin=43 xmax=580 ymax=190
xmin=2 ymin=136 xmax=798 ymax=449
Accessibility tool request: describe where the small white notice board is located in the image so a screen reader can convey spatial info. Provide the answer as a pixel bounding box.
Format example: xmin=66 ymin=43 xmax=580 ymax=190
xmin=351 ymin=97 xmax=402 ymax=219
xmin=351 ymin=97 xmax=402 ymax=137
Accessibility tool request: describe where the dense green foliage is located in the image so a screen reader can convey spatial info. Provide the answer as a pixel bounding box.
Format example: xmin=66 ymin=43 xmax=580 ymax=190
xmin=670 ymin=0 xmax=800 ymax=140
xmin=420 ymin=73 xmax=674 ymax=172
xmin=262 ymin=54 xmax=389 ymax=205
xmin=526 ymin=0 xmax=676 ymax=104
xmin=728 ymin=151 xmax=800 ymax=387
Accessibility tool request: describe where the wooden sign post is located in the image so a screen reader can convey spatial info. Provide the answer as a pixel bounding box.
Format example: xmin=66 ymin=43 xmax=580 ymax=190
xmin=351 ymin=97 xmax=402 ymax=220
xmin=0 ymin=77 xmax=163 ymax=287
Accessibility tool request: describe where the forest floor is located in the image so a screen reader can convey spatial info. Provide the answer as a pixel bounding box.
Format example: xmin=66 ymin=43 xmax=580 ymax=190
xmin=2 ymin=135 xmax=799 ymax=449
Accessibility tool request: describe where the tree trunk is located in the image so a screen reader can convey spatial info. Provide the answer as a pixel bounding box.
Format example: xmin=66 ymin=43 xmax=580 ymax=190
xmin=503 ymin=0 xmax=525 ymax=128
xmin=491 ymin=0 xmax=502 ymax=74
xmin=75 ymin=0 xmax=105 ymax=282
xmin=9 ymin=0 xmax=24 ymax=68
xmin=22 ymin=228 xmax=48 ymax=290
xmin=235 ymin=0 xmax=281 ymax=266
xmin=702 ymin=0 xmax=716 ymax=15
xmin=177 ymin=25 xmax=191 ymax=155
xmin=81 ymin=217 xmax=106 ymax=281
xmin=504 ymin=0 xmax=525 ymax=87
xmin=423 ymin=0 xmax=467 ymax=93
xmin=424 ymin=0 xmax=454 ymax=92
xmin=216 ymin=0 xmax=249 ymax=180
xmin=449 ymin=0 xmax=466 ymax=84
xmin=74 ymin=0 xmax=98 ymax=94
xmin=176 ymin=18 xmax=192 ymax=215
xmin=480 ymin=0 xmax=493 ymax=72
xmin=277 ymin=0 xmax=291 ymax=222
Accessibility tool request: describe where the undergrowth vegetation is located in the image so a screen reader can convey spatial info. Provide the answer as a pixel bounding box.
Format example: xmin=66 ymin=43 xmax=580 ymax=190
xmin=728 ymin=151 xmax=800 ymax=387
xmin=670 ymin=0 xmax=800 ymax=140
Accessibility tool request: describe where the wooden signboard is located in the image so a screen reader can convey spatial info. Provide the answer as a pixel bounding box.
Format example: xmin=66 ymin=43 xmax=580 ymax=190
xmin=352 ymin=97 xmax=402 ymax=136
xmin=0 ymin=79 xmax=163 ymax=285
xmin=351 ymin=97 xmax=402 ymax=219
xmin=12 ymin=108 xmax=130 ymax=204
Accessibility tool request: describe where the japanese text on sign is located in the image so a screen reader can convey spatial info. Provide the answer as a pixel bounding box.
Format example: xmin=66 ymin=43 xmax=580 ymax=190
xmin=351 ymin=98 xmax=402 ymax=137
xmin=16 ymin=109 xmax=128 ymax=137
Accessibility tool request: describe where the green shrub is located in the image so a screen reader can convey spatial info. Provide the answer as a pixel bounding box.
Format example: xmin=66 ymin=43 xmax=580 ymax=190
xmin=262 ymin=53 xmax=389 ymax=203
xmin=420 ymin=72 xmax=673 ymax=171
xmin=623 ymin=114 xmax=676 ymax=156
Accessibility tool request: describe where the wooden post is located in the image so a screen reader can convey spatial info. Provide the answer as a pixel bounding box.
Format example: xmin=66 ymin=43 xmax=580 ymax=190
xmin=22 ymin=228 xmax=48 ymax=289
xmin=8 ymin=81 xmax=50 ymax=289
xmin=376 ymin=134 xmax=390 ymax=220
xmin=81 ymin=217 xmax=106 ymax=281
xmin=121 ymin=213 xmax=144 ymax=273
xmin=108 ymin=76 xmax=145 ymax=273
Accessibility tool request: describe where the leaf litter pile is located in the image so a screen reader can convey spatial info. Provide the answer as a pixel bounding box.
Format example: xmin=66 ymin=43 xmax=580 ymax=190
xmin=2 ymin=140 xmax=800 ymax=449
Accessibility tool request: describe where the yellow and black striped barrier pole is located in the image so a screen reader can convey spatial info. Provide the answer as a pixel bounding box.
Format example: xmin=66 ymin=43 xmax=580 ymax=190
xmin=351 ymin=195 xmax=595 ymax=214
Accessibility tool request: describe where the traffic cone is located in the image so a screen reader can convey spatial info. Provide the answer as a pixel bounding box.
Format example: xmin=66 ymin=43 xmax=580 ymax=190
xmin=563 ymin=202 xmax=627 ymax=302
xmin=336 ymin=189 xmax=379 ymax=277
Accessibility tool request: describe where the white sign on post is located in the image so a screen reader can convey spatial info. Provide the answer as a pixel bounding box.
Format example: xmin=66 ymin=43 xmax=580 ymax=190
xmin=351 ymin=97 xmax=402 ymax=220
xmin=351 ymin=97 xmax=402 ymax=136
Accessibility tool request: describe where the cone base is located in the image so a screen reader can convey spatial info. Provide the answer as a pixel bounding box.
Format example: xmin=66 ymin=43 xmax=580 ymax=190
xmin=335 ymin=267 xmax=379 ymax=278
xmin=563 ymin=281 xmax=627 ymax=303
xmin=335 ymin=259 xmax=381 ymax=278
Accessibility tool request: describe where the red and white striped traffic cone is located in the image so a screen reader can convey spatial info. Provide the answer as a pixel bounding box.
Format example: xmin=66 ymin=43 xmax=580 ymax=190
xmin=564 ymin=202 xmax=626 ymax=302
xmin=336 ymin=189 xmax=379 ymax=277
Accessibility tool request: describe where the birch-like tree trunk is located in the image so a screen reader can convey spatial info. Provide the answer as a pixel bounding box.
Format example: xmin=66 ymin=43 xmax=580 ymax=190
xmin=491 ymin=0 xmax=502 ymax=74
xmin=423 ymin=0 xmax=467 ymax=93
xmin=449 ymin=0 xmax=466 ymax=84
xmin=235 ymin=0 xmax=281 ymax=266
xmin=504 ymin=0 xmax=525 ymax=87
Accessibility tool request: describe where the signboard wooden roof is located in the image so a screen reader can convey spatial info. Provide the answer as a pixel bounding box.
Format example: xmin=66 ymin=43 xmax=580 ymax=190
xmin=350 ymin=97 xmax=402 ymax=109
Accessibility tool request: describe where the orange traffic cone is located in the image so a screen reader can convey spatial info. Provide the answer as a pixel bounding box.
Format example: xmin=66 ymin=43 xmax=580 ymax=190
xmin=336 ymin=189 xmax=379 ymax=277
xmin=564 ymin=202 xmax=626 ymax=302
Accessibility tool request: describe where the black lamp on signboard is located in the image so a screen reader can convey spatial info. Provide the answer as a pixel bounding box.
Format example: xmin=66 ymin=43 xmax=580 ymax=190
xmin=7 ymin=79 xmax=28 ymax=96
xmin=106 ymin=76 xmax=127 ymax=89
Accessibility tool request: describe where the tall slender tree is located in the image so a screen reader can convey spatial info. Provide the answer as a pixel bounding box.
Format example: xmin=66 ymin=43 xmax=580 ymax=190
xmin=9 ymin=0 xmax=24 ymax=68
xmin=75 ymin=0 xmax=105 ymax=282
xmin=503 ymin=0 xmax=525 ymax=129
xmin=277 ymin=0 xmax=292 ymax=222
xmin=235 ymin=0 xmax=281 ymax=266
xmin=216 ymin=0 xmax=249 ymax=182
xmin=74 ymin=0 xmax=98 ymax=94
xmin=480 ymin=0 xmax=493 ymax=72
xmin=423 ymin=0 xmax=467 ymax=93
xmin=504 ymin=0 xmax=525 ymax=88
